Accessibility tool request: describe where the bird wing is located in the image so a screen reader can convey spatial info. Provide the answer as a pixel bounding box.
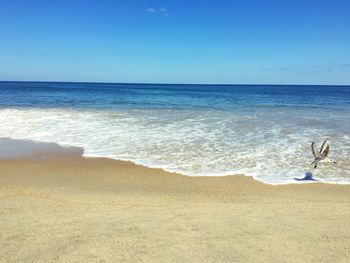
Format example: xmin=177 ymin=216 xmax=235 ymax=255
xmin=320 ymin=139 xmax=330 ymax=157
xmin=311 ymin=141 xmax=321 ymax=158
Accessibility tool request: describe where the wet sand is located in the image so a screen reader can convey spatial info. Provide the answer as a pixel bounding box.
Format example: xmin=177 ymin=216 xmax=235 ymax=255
xmin=0 ymin=139 xmax=349 ymax=262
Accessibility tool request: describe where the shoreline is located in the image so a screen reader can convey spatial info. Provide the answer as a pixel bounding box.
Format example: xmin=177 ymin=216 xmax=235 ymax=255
xmin=2 ymin=153 xmax=350 ymax=192
xmin=1 ymin=137 xmax=349 ymax=185
xmin=82 ymin=154 xmax=350 ymax=186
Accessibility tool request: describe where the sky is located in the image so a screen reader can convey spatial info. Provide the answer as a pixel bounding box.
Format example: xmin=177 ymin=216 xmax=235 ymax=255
xmin=0 ymin=0 xmax=349 ymax=85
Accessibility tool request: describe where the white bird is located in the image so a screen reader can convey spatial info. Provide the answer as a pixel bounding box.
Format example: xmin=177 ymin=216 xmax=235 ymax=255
xmin=311 ymin=138 xmax=337 ymax=168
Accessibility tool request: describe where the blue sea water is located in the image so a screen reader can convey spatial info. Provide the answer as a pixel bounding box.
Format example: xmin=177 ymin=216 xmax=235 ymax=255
xmin=0 ymin=81 xmax=350 ymax=184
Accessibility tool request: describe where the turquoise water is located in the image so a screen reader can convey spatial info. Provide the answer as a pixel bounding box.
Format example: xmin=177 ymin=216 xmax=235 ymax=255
xmin=0 ymin=81 xmax=350 ymax=184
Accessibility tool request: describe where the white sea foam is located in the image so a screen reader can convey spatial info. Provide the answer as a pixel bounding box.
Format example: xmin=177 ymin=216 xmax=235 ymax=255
xmin=0 ymin=107 xmax=349 ymax=184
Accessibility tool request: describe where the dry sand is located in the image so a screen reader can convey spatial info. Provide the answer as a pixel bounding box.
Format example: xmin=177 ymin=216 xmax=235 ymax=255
xmin=1 ymin=152 xmax=350 ymax=262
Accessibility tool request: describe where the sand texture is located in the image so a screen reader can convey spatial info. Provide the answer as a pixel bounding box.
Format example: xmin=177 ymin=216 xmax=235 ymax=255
xmin=1 ymin=157 xmax=350 ymax=262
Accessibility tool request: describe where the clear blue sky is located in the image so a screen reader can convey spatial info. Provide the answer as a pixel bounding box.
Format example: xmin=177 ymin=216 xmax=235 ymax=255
xmin=0 ymin=0 xmax=349 ymax=84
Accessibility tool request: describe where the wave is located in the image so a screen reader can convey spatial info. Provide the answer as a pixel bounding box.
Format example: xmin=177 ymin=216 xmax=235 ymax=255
xmin=0 ymin=108 xmax=349 ymax=185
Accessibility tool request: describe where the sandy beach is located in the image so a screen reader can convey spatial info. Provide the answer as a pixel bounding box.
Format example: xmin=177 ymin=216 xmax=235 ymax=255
xmin=1 ymin=140 xmax=349 ymax=262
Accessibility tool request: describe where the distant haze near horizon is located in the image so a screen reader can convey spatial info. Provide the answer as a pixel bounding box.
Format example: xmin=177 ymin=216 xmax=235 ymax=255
xmin=0 ymin=0 xmax=349 ymax=85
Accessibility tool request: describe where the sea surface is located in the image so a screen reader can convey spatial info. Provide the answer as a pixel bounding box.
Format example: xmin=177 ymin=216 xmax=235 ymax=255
xmin=0 ymin=81 xmax=350 ymax=184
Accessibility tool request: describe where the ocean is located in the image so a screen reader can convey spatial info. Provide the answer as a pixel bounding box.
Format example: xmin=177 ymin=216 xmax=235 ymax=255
xmin=0 ymin=81 xmax=349 ymax=184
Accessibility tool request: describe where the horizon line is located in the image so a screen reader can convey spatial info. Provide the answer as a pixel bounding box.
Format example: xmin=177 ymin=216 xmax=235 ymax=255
xmin=0 ymin=79 xmax=349 ymax=87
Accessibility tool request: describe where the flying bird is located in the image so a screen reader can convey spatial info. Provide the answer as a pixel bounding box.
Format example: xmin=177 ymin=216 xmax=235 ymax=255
xmin=311 ymin=138 xmax=337 ymax=168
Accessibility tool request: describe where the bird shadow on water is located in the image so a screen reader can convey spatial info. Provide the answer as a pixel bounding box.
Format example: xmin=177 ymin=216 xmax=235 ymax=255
xmin=294 ymin=172 xmax=318 ymax=182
